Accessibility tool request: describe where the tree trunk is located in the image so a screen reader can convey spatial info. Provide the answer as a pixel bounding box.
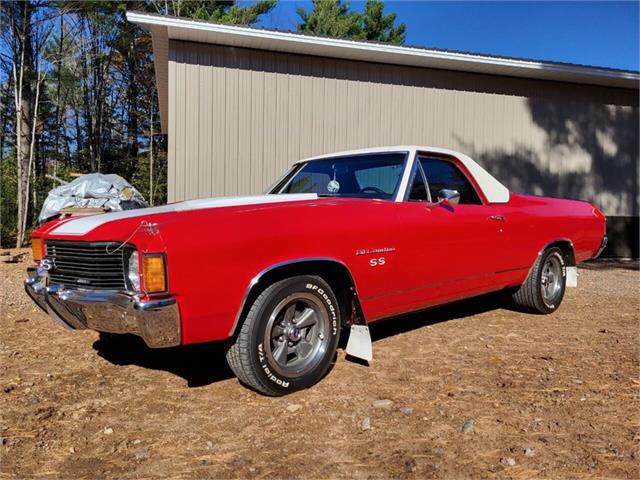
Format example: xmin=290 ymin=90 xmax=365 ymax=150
xmin=21 ymin=66 xmax=44 ymax=241
xmin=126 ymin=24 xmax=139 ymax=178
xmin=74 ymin=107 xmax=83 ymax=160
xmin=54 ymin=14 xmax=63 ymax=158
xmin=0 ymin=75 xmax=13 ymax=165
xmin=149 ymin=107 xmax=154 ymax=205
xmin=0 ymin=75 xmax=12 ymax=248
xmin=80 ymin=18 xmax=96 ymax=171
xmin=90 ymin=21 xmax=104 ymax=171
xmin=63 ymin=109 xmax=71 ymax=167
xmin=13 ymin=1 xmax=34 ymax=248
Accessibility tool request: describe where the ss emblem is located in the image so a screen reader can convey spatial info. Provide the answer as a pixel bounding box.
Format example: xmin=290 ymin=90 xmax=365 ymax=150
xmin=41 ymin=258 xmax=55 ymax=270
xmin=369 ymin=257 xmax=386 ymax=267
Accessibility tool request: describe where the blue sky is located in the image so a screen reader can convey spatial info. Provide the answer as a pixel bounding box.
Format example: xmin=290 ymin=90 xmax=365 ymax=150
xmin=248 ymin=1 xmax=640 ymax=71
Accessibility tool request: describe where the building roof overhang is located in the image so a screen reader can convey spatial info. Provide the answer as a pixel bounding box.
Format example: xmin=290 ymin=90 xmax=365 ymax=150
xmin=127 ymin=11 xmax=640 ymax=133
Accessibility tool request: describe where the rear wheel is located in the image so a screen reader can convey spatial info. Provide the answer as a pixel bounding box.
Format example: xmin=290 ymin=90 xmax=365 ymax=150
xmin=225 ymin=275 xmax=341 ymax=396
xmin=512 ymin=247 xmax=567 ymax=314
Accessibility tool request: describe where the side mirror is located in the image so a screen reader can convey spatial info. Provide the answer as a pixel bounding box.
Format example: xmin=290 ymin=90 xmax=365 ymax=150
xmin=437 ymin=189 xmax=460 ymax=206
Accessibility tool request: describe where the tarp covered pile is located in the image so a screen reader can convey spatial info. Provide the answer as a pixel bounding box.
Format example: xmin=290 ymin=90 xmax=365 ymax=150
xmin=39 ymin=173 xmax=147 ymax=223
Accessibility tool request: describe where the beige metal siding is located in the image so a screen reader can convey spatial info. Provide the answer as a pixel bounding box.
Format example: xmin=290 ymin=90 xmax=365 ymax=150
xmin=167 ymin=40 xmax=638 ymax=221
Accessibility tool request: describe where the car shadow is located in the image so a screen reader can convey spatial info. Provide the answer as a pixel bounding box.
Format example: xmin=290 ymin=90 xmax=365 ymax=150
xmin=368 ymin=291 xmax=510 ymax=343
xmin=93 ymin=334 xmax=234 ymax=388
xmin=93 ymin=291 xmax=512 ymax=388
xmin=581 ymin=259 xmax=639 ymax=271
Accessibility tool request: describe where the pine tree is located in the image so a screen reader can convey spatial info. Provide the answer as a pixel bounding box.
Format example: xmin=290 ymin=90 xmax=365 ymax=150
xmin=145 ymin=1 xmax=276 ymax=25
xmin=358 ymin=0 xmax=405 ymax=44
xmin=297 ymin=0 xmax=362 ymax=39
xmin=297 ymin=0 xmax=406 ymax=44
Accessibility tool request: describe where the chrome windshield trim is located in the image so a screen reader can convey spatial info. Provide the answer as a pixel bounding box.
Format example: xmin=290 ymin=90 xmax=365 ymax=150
xmin=271 ymin=151 xmax=411 ymax=201
xmin=265 ymin=163 xmax=304 ymax=194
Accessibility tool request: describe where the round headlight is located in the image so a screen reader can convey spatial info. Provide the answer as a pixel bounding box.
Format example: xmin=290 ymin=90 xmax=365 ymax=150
xmin=127 ymin=251 xmax=140 ymax=291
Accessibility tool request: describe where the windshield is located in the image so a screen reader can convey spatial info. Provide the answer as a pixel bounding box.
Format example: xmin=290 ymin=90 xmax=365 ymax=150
xmin=272 ymin=153 xmax=407 ymax=200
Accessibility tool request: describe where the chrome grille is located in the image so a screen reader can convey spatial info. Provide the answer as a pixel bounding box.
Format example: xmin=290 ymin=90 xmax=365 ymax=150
xmin=45 ymin=241 xmax=127 ymax=291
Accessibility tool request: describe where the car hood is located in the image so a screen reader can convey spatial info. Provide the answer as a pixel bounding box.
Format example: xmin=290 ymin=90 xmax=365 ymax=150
xmin=44 ymin=194 xmax=319 ymax=237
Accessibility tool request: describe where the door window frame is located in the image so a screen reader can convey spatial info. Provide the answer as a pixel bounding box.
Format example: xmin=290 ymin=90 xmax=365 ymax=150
xmin=406 ymin=157 xmax=432 ymax=202
xmin=402 ymin=151 xmax=488 ymax=205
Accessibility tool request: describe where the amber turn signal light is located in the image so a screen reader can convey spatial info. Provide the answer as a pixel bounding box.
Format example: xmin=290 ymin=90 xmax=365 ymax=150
xmin=142 ymin=254 xmax=167 ymax=293
xmin=31 ymin=238 xmax=43 ymax=262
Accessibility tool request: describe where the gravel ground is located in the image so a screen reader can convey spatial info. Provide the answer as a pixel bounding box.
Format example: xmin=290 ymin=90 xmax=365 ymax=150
xmin=1 ymin=251 xmax=638 ymax=479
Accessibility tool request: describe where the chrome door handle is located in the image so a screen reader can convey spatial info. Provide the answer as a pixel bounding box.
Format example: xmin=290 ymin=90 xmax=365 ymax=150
xmin=489 ymin=215 xmax=505 ymax=222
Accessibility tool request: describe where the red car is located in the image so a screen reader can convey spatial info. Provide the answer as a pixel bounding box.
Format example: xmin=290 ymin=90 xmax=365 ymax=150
xmin=26 ymin=146 xmax=607 ymax=395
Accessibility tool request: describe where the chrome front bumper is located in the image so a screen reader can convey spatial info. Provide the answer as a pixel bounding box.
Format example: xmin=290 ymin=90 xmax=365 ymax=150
xmin=25 ymin=266 xmax=181 ymax=348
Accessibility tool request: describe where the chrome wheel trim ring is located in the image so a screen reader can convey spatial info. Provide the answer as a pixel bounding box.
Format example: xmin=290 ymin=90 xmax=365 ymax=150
xmin=541 ymin=255 xmax=563 ymax=306
xmin=263 ymin=292 xmax=330 ymax=378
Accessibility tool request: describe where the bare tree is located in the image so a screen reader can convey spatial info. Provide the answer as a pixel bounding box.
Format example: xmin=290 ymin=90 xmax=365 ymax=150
xmin=0 ymin=2 xmax=281 ymax=247
xmin=6 ymin=1 xmax=53 ymax=246
xmin=9 ymin=1 xmax=34 ymax=248
xmin=149 ymin=106 xmax=154 ymax=205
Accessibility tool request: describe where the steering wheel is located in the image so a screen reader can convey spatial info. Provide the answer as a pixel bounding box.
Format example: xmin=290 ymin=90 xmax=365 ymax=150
xmin=359 ymin=186 xmax=386 ymax=195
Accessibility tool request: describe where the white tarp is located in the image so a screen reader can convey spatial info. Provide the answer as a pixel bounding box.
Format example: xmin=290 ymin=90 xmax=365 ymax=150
xmin=39 ymin=173 xmax=147 ymax=223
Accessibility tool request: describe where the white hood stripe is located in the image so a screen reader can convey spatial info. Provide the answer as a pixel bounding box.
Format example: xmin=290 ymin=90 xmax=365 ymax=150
xmin=51 ymin=194 xmax=318 ymax=236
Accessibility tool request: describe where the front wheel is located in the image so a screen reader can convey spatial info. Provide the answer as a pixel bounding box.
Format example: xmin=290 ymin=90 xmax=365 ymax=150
xmin=225 ymin=275 xmax=341 ymax=396
xmin=512 ymin=247 xmax=567 ymax=314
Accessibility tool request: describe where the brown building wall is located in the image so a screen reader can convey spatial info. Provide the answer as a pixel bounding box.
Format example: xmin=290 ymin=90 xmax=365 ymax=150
xmin=168 ymin=40 xmax=639 ymax=257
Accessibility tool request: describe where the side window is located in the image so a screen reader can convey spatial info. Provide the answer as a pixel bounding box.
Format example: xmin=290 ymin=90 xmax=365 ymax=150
xmin=420 ymin=158 xmax=482 ymax=205
xmin=408 ymin=164 xmax=429 ymax=201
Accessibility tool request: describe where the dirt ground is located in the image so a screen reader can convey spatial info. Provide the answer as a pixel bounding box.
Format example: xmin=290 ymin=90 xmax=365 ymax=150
xmin=1 ymin=250 xmax=638 ymax=479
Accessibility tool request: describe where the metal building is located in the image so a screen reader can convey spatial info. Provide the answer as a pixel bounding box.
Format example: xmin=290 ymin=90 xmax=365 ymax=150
xmin=128 ymin=12 xmax=639 ymax=257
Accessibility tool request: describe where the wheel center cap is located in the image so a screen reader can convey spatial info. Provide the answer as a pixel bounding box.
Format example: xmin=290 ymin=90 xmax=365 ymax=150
xmin=288 ymin=326 xmax=302 ymax=342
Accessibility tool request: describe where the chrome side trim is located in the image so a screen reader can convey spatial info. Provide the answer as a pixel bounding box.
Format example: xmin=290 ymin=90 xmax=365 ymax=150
xmin=593 ymin=235 xmax=608 ymax=259
xmin=540 ymin=238 xmax=576 ymax=263
xmin=135 ymin=297 xmax=177 ymax=311
xmin=229 ymin=257 xmax=360 ymax=337
xmin=362 ymin=271 xmax=488 ymax=302
xmin=522 ymin=238 xmax=576 ymax=283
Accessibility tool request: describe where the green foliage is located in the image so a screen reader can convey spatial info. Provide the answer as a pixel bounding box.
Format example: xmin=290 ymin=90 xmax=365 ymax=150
xmin=1 ymin=1 xmax=277 ymax=247
xmin=144 ymin=0 xmax=276 ymax=25
xmin=297 ymin=0 xmax=406 ymax=44
xmin=130 ymin=149 xmax=168 ymax=207
xmin=0 ymin=154 xmax=18 ymax=246
xmin=297 ymin=0 xmax=362 ymax=39
xmin=0 ymin=156 xmax=81 ymax=246
xmin=358 ymin=0 xmax=405 ymax=44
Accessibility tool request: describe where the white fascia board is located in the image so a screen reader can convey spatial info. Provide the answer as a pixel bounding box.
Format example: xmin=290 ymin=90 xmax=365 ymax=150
xmin=127 ymin=12 xmax=639 ymax=89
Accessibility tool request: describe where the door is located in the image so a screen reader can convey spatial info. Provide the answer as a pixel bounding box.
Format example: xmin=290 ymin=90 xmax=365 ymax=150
xmin=373 ymin=155 xmax=506 ymax=318
xmin=419 ymin=156 xmax=507 ymax=278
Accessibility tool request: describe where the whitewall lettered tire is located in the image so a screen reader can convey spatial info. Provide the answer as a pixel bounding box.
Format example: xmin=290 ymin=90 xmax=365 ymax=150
xmin=512 ymin=247 xmax=567 ymax=314
xmin=225 ymin=275 xmax=341 ymax=396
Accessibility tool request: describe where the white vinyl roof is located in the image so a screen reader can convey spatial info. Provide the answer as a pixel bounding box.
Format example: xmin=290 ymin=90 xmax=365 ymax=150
xmin=127 ymin=11 xmax=639 ymax=133
xmin=298 ymin=145 xmax=511 ymax=204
